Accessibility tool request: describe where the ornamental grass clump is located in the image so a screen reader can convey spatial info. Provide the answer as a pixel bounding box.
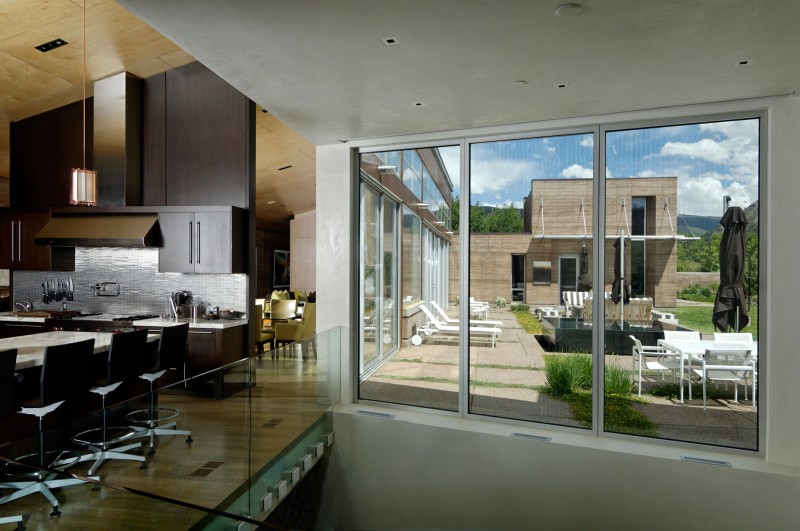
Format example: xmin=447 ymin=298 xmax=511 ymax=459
xmin=543 ymin=354 xmax=591 ymax=396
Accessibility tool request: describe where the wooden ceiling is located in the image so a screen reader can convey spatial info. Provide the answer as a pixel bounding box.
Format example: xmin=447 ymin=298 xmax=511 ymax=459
xmin=0 ymin=0 xmax=315 ymax=229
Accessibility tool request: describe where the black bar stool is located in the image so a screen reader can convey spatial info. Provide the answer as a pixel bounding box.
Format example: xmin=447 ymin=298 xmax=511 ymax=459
xmin=0 ymin=348 xmax=24 ymax=530
xmin=72 ymin=330 xmax=148 ymax=474
xmin=0 ymin=339 xmax=97 ymax=517
xmin=126 ymin=323 xmax=193 ymax=455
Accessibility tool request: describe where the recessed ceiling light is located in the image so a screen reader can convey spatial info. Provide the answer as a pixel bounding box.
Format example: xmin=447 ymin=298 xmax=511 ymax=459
xmin=35 ymin=38 xmax=68 ymax=52
xmin=737 ymin=59 xmax=752 ymax=66
xmin=278 ymin=165 xmax=293 ymax=171
xmin=554 ymin=3 xmax=584 ymax=17
xmin=413 ymin=102 xmax=425 ymax=107
xmin=381 ymin=37 xmax=399 ymax=46
xmin=513 ymin=80 xmax=529 ymax=86
xmin=267 ymin=200 xmax=276 ymax=205
xmin=556 ymin=82 xmax=569 ymax=89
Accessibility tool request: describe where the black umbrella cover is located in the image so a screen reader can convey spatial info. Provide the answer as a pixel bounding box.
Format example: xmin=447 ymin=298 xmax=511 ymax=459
xmin=577 ymin=245 xmax=592 ymax=291
xmin=610 ymin=237 xmax=630 ymax=305
xmin=712 ymin=206 xmax=750 ymax=332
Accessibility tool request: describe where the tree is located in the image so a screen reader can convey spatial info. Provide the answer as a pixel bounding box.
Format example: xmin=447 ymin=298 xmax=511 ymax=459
xmin=483 ymin=203 xmax=524 ymax=232
xmin=449 ymin=196 xmax=523 ymax=233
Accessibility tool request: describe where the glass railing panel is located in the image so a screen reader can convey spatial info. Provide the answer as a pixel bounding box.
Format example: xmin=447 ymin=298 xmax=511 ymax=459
xmin=1 ymin=327 xmax=342 ymax=527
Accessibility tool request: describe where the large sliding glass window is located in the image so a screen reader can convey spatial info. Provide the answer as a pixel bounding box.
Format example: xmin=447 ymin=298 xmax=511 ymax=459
xmin=604 ymin=117 xmax=761 ymax=450
xmin=358 ymin=146 xmax=459 ymax=410
xmin=357 ymin=112 xmax=763 ymax=452
xmin=467 ymin=132 xmax=594 ymax=427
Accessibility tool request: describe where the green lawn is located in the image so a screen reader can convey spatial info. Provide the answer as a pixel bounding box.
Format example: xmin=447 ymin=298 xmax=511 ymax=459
xmin=674 ymin=303 xmax=758 ymax=338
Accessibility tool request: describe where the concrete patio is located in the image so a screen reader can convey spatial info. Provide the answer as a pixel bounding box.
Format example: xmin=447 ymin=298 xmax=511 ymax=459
xmin=360 ymin=306 xmax=757 ymax=449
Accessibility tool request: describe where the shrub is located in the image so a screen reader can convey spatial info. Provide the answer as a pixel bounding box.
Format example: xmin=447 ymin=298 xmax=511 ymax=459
xmin=543 ymin=354 xmax=591 ymax=396
xmin=605 ymin=357 xmax=634 ymax=397
xmin=677 ymin=282 xmax=719 ymax=303
xmin=510 ymin=303 xmax=530 ymax=312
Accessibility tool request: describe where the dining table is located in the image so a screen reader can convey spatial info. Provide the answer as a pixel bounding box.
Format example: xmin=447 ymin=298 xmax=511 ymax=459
xmin=656 ymin=338 xmax=757 ymax=403
xmin=4 ymin=330 xmax=160 ymax=370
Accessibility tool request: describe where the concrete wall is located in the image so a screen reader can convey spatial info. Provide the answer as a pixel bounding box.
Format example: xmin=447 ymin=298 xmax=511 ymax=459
xmin=315 ymin=95 xmax=800 ymax=529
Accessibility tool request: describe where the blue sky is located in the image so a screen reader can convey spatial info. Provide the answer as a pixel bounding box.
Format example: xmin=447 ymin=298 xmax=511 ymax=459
xmin=439 ymin=118 xmax=759 ymax=217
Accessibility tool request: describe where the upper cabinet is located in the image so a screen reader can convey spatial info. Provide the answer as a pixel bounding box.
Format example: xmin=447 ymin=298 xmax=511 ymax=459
xmin=143 ymin=63 xmax=254 ymax=208
xmin=0 ymin=209 xmax=74 ymax=271
xmin=10 ymin=101 xmax=91 ymax=208
xmin=158 ymin=206 xmax=246 ymax=274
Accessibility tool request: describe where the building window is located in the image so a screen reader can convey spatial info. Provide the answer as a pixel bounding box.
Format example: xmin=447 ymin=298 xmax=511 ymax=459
xmin=357 ymin=112 xmax=763 ymax=452
xmin=358 ymin=146 xmax=459 ymax=410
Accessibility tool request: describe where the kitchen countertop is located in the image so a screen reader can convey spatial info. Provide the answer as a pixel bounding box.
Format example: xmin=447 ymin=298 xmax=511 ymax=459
xmin=5 ymin=331 xmax=159 ymax=370
xmin=0 ymin=313 xmax=248 ymax=329
xmin=133 ymin=317 xmax=248 ymax=329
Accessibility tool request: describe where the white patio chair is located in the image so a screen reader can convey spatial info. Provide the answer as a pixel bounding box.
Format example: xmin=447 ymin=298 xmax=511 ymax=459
xmin=695 ymin=349 xmax=756 ymax=411
xmin=468 ymin=297 xmax=490 ymax=320
xmin=713 ymin=332 xmax=753 ymax=343
xmin=417 ymin=305 xmax=501 ymax=347
xmin=630 ymin=335 xmax=681 ymax=397
xmin=430 ymin=301 xmax=503 ymax=327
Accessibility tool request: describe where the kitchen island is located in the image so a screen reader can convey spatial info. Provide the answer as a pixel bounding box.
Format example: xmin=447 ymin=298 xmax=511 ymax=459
xmin=133 ymin=317 xmax=248 ymax=399
xmin=3 ymin=330 xmax=159 ymax=370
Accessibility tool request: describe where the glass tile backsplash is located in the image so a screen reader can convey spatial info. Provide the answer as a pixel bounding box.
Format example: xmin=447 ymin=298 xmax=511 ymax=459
xmin=12 ymin=247 xmax=247 ymax=316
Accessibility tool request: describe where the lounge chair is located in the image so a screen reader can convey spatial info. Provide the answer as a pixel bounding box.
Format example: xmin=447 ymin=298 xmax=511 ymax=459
xmin=562 ymin=290 xmax=591 ymax=317
xmin=430 ymin=301 xmax=503 ymax=327
xmin=630 ymin=335 xmax=681 ymax=397
xmin=468 ymin=297 xmax=490 ymax=320
xmin=416 ymin=305 xmax=501 ymax=348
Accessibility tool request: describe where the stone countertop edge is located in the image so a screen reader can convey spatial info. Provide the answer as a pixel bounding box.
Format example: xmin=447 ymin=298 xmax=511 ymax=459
xmin=132 ymin=317 xmax=248 ymax=329
xmin=0 ymin=315 xmax=248 ymax=329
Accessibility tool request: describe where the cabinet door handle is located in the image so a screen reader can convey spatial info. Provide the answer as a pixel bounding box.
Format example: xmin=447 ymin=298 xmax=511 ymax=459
xmin=196 ymin=221 xmax=201 ymax=264
xmin=188 ymin=221 xmax=193 ymax=264
xmin=10 ymin=220 xmax=15 ymax=262
xmin=17 ymin=220 xmax=22 ymax=262
xmin=7 ymin=323 xmax=42 ymax=328
xmin=189 ymin=330 xmax=214 ymax=335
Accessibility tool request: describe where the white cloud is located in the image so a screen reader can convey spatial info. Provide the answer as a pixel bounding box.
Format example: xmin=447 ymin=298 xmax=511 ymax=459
xmin=637 ymin=170 xmax=657 ymax=177
xmin=546 ymin=146 xmax=556 ymax=154
xmin=678 ymin=175 xmax=753 ymax=216
xmin=661 ymin=138 xmax=732 ymax=164
xmin=470 ymin=157 xmax=536 ymax=196
xmin=561 ymin=163 xmax=592 ymax=179
xmin=580 ymin=136 xmax=593 ymax=148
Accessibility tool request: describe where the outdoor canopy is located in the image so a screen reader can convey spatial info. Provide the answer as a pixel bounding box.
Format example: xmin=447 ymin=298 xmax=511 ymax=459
xmin=712 ymin=206 xmax=750 ymax=332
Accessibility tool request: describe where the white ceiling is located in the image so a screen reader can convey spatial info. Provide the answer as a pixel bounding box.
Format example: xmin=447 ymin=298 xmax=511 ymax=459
xmin=118 ymin=0 xmax=800 ymax=145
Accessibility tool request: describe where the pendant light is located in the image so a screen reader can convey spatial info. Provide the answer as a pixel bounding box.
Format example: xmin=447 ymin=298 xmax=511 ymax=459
xmin=69 ymin=0 xmax=97 ymax=206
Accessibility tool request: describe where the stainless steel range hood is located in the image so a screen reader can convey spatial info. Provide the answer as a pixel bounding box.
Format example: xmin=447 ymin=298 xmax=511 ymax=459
xmin=34 ymin=213 xmax=160 ymax=247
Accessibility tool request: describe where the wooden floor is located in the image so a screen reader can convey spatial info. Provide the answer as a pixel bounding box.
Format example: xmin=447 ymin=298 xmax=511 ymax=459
xmin=0 ymin=350 xmax=328 ymax=530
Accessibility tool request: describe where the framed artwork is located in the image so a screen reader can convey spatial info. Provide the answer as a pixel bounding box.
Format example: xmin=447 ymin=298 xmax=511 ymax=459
xmin=273 ymin=250 xmax=290 ymax=288
xmin=533 ymin=260 xmax=551 ymax=285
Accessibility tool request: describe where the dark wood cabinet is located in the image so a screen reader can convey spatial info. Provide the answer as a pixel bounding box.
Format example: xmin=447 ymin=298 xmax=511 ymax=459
xmin=134 ymin=324 xmax=246 ymax=380
xmin=158 ymin=207 xmax=246 ymax=273
xmin=0 ymin=210 xmax=74 ymax=271
xmin=10 ymin=100 xmax=91 ymax=209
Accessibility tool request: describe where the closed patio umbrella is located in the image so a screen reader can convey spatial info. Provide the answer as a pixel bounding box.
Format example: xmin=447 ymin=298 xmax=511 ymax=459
xmin=712 ymin=206 xmax=750 ymax=332
xmin=609 ymin=236 xmax=630 ymax=306
xmin=577 ymin=244 xmax=592 ymax=291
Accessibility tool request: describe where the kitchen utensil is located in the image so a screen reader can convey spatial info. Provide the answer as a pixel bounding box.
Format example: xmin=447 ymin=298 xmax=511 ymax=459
xmin=216 ymin=310 xmax=243 ymax=320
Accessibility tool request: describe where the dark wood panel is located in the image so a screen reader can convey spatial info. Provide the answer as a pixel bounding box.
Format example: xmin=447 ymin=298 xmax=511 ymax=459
xmin=10 ymin=99 xmax=93 ymax=208
xmin=165 ymin=62 xmax=251 ymax=207
xmin=142 ymin=72 xmax=167 ymax=206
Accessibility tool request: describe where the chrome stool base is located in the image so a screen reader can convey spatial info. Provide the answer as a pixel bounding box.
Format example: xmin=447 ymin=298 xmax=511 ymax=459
xmin=72 ymin=426 xmax=146 ymax=475
xmin=0 ymin=451 xmax=97 ymax=517
xmin=126 ymin=407 xmax=193 ymax=455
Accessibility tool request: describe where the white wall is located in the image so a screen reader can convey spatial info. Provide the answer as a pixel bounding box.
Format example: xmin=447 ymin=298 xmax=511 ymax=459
xmin=289 ymin=209 xmax=316 ymax=294
xmin=315 ymin=96 xmax=800 ymax=529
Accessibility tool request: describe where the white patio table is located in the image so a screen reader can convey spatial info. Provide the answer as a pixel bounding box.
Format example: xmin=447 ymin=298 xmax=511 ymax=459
xmin=656 ymin=338 xmax=757 ymax=403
